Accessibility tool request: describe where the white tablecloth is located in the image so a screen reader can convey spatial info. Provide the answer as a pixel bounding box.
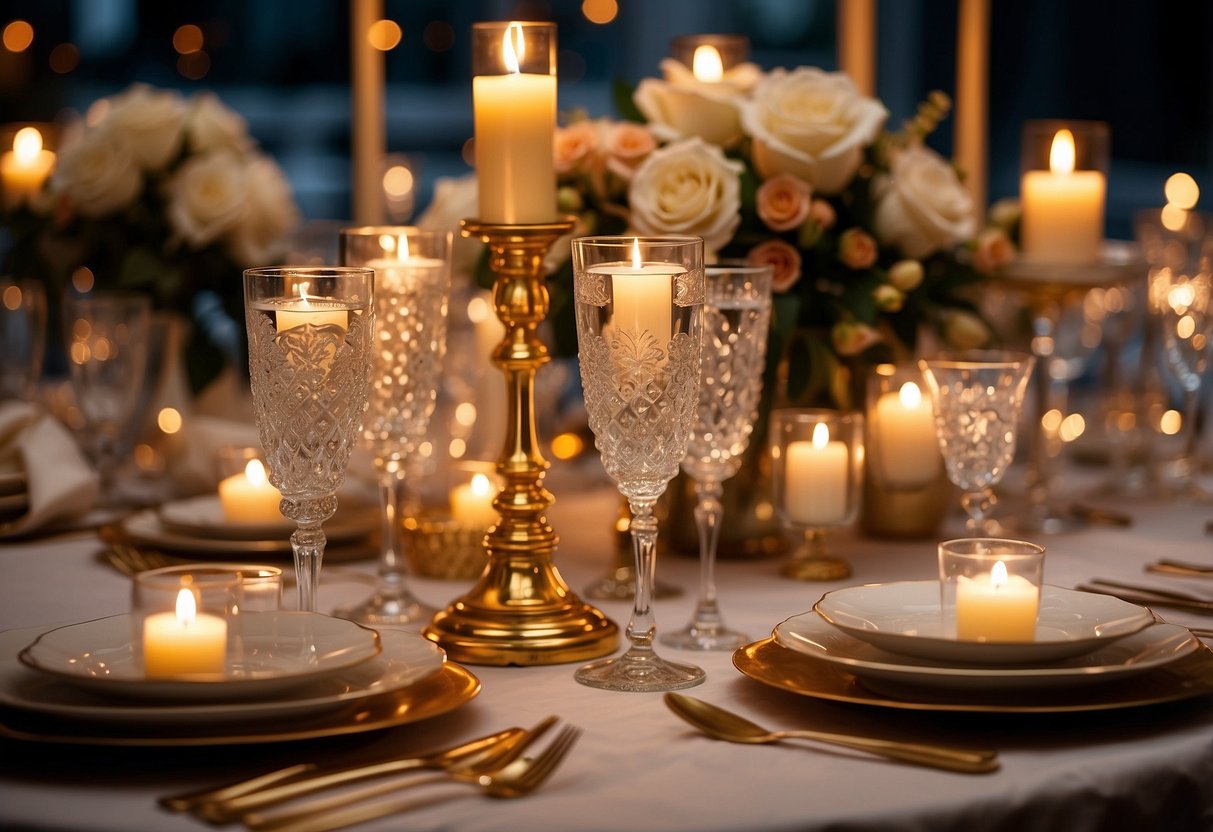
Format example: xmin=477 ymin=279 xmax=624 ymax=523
xmin=3 ymin=469 xmax=1213 ymax=832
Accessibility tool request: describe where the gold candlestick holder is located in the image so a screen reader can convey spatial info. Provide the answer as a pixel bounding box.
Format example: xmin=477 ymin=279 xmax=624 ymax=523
xmin=423 ymin=218 xmax=619 ymax=665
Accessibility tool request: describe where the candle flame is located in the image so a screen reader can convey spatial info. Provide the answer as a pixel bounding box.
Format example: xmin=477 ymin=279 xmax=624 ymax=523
xmin=991 ymin=560 xmax=1009 ymax=589
xmin=244 ymin=458 xmax=268 ymax=486
xmin=175 ymin=587 xmax=198 ymax=624
xmin=294 ymin=280 xmax=314 ymax=309
xmin=470 ymin=473 xmax=493 ymax=497
xmin=502 ymin=22 xmax=524 ymax=74
xmin=1049 ymin=129 xmax=1076 ymax=175
xmin=692 ymin=45 xmax=724 ymax=82
xmin=811 ymin=421 xmax=830 ymax=448
xmin=898 ymin=381 xmax=922 ymax=408
xmin=13 ymin=126 xmax=42 ymax=162
xmin=631 ymin=237 xmax=642 ymax=269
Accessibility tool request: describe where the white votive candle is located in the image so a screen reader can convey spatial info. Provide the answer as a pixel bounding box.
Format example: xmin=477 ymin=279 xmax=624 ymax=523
xmin=873 ymin=381 xmax=940 ymax=487
xmin=1020 ymin=128 xmax=1105 ymax=264
xmin=142 ymin=588 xmax=227 ymax=677
xmin=275 ymin=281 xmax=350 ymax=331
xmin=785 ymin=422 xmax=849 ymax=525
xmin=218 ymin=459 xmax=282 ymax=524
xmin=451 ymin=473 xmax=498 ymax=530
xmin=955 ymin=560 xmax=1039 ymax=641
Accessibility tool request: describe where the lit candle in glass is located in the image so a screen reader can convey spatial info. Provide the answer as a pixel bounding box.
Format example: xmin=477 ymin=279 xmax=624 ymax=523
xmin=589 ymin=237 xmax=681 ymax=348
xmin=939 ymin=538 xmax=1045 ymax=643
xmin=872 ymin=380 xmax=939 ymax=488
xmin=142 ymin=588 xmax=227 ymax=677
xmin=275 ymin=280 xmax=350 ymax=331
xmin=472 ymin=21 xmax=557 ymax=224
xmin=450 ymin=472 xmax=498 ymax=530
xmin=1020 ymin=121 xmax=1108 ymax=264
xmin=785 ymin=422 xmax=849 ymax=525
xmin=0 ymin=127 xmax=55 ymax=210
xmin=218 ymin=458 xmax=283 ymax=524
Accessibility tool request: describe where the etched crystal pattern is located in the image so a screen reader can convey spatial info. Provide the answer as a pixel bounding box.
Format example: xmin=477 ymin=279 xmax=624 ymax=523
xmin=361 ymin=267 xmax=448 ymax=459
xmin=928 ymin=375 xmax=1022 ymax=492
xmin=247 ymin=310 xmax=371 ymax=498
xmin=580 ymin=329 xmax=700 ymax=502
xmin=682 ymin=298 xmax=770 ymax=482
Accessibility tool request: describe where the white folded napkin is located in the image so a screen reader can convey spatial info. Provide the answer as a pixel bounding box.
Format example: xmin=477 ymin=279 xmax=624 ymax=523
xmin=0 ymin=401 xmax=99 ymax=537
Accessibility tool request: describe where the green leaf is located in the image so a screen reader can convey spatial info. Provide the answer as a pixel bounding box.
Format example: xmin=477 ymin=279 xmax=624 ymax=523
xmin=612 ymin=78 xmax=645 ymax=123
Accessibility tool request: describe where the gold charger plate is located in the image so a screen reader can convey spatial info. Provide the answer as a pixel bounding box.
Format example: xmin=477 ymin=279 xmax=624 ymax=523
xmin=0 ymin=662 xmax=479 ymax=746
xmin=733 ymin=637 xmax=1213 ymax=713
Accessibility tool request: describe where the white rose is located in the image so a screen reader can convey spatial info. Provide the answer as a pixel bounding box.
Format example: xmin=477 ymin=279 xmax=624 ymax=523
xmin=417 ymin=175 xmax=482 ymax=276
xmin=104 ymin=84 xmax=187 ymax=170
xmin=186 ymin=92 xmax=252 ymax=155
xmin=628 ymin=137 xmax=742 ymax=256
xmin=740 ymin=67 xmax=887 ymax=194
xmin=228 ymin=155 xmax=297 ymax=266
xmin=51 ymin=126 xmax=142 ymax=218
xmin=166 ymin=149 xmax=248 ymax=249
xmin=873 ymin=145 xmax=976 ymax=259
xmin=634 ymin=73 xmax=747 ymax=148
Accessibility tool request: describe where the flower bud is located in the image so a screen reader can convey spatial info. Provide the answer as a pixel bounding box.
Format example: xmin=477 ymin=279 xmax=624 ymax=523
xmin=888 ymin=259 xmax=924 ymax=292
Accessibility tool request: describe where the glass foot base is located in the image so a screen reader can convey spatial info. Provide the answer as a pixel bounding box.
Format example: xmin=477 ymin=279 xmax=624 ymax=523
xmin=583 ymin=567 xmax=683 ymax=601
xmin=781 ymin=556 xmax=850 ymax=582
xmin=574 ymin=649 xmax=705 ymax=692
xmin=333 ymin=587 xmax=435 ymax=627
xmin=660 ymin=624 xmax=750 ymax=652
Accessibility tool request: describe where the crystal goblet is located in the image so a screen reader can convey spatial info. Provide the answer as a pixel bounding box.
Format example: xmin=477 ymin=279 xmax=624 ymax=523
xmin=661 ymin=262 xmax=771 ymax=651
xmin=244 ymin=267 xmax=373 ymax=613
xmin=62 ymin=291 xmax=151 ymax=502
xmin=334 ymin=227 xmax=452 ymax=625
xmin=770 ymin=409 xmax=864 ymax=581
xmin=571 ymin=235 xmax=706 ymax=692
xmin=919 ymin=351 xmax=1035 ymax=534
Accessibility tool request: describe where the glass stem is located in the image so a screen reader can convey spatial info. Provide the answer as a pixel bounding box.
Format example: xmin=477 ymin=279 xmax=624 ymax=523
xmin=625 ymin=499 xmax=658 ymax=656
xmin=690 ymin=478 xmax=724 ymax=631
xmin=290 ymin=524 xmax=327 ymax=612
xmin=377 ymin=471 xmax=407 ymax=586
xmin=1182 ymin=387 xmax=1205 ymax=487
xmin=961 ymin=488 xmax=994 ymax=535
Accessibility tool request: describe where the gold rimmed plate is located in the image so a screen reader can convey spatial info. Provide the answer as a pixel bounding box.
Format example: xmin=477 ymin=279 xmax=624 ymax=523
xmin=733 ymin=637 xmax=1213 ymax=713
xmin=156 ymin=495 xmax=378 ymax=543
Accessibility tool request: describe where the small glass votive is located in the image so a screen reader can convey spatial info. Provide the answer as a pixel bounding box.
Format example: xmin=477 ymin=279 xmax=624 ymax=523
xmin=216 ymin=446 xmax=283 ymax=525
xmin=770 ymin=408 xmax=864 ymax=581
xmin=1019 ymin=119 xmax=1110 ymax=265
xmin=131 ymin=566 xmax=240 ymax=678
xmin=669 ymin=34 xmax=751 ymax=76
xmin=865 ymin=363 xmax=942 ymax=491
xmin=938 ymin=538 xmax=1046 ymax=642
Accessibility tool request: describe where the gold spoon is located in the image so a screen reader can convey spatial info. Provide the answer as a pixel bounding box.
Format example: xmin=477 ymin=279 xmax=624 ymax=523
xmin=664 ymin=693 xmax=999 ymax=774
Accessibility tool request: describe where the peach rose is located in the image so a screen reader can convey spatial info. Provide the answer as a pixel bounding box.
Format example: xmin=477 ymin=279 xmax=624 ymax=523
xmin=602 ymin=121 xmax=657 ymax=181
xmin=832 ymin=321 xmax=882 ymax=356
xmin=756 ymin=173 xmax=812 ymax=232
xmin=971 ymin=227 xmax=1016 ymax=274
xmin=553 ymin=121 xmax=598 ymax=175
xmin=746 ymin=239 xmax=802 ymax=293
xmin=838 ymin=228 xmax=878 ymax=270
xmin=808 ymin=198 xmax=836 ymax=231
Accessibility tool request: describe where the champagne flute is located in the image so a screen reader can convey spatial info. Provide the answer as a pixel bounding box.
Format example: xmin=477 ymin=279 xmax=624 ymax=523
xmin=335 ymin=226 xmax=452 ymax=625
xmin=571 ymin=235 xmax=706 ymax=692
xmin=662 ymin=262 xmax=771 ymax=650
xmin=919 ymin=351 xmax=1035 ymax=534
xmin=243 ymin=267 xmax=373 ymax=613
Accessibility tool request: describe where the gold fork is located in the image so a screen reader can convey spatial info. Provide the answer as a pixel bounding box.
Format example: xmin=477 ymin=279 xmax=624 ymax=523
xmin=253 ymin=725 xmax=582 ymax=832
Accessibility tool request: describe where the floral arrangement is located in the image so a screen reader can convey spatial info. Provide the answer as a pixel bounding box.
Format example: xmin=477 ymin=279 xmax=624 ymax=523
xmin=2 ymin=83 xmax=299 ymax=392
xmin=547 ymin=58 xmax=1014 ymax=407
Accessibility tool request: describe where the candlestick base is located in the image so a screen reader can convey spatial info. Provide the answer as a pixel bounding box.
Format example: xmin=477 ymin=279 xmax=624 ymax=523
xmin=423 ymin=218 xmax=618 ymax=665
xmin=781 ymin=529 xmax=851 ymax=582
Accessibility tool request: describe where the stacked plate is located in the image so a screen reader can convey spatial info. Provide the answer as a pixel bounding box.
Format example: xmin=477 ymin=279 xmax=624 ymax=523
xmin=0 ymin=611 xmax=478 ymax=745
xmin=0 ymin=468 xmax=29 ymax=525
xmin=107 ymin=495 xmax=379 ymax=561
xmin=733 ymin=581 xmax=1213 ymax=713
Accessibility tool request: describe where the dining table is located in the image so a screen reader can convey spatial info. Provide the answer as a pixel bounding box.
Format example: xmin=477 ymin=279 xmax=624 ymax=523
xmin=3 ymin=459 xmax=1213 ymax=832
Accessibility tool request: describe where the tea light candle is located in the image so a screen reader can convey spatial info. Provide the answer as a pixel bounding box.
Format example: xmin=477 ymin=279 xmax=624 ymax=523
xmin=451 ymin=472 xmax=497 ymax=529
xmin=873 ymin=381 xmax=939 ymax=487
xmin=275 ymin=281 xmax=350 ymax=331
xmin=1020 ymin=128 xmax=1106 ymax=264
xmin=590 ymin=239 xmax=682 ymax=347
xmin=473 ymin=22 xmax=556 ymax=224
xmin=955 ymin=560 xmax=1039 ymax=641
xmin=218 ymin=459 xmax=282 ymax=524
xmin=785 ymin=422 xmax=849 ymax=525
xmin=0 ymin=127 xmax=55 ymax=210
xmin=142 ymin=588 xmax=227 ymax=677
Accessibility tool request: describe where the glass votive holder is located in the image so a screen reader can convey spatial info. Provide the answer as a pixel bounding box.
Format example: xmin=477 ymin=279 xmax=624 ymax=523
xmin=1019 ymin=119 xmax=1110 ymax=265
xmin=669 ymin=33 xmax=751 ymax=75
xmin=216 ymin=446 xmax=283 ymax=525
xmin=938 ymin=538 xmax=1046 ymax=642
xmin=865 ymin=363 xmax=942 ymax=491
xmin=131 ymin=566 xmax=241 ymax=678
xmin=770 ymin=408 xmax=864 ymax=581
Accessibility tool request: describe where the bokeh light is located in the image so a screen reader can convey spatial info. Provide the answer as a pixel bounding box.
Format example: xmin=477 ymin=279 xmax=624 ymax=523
xmin=2 ymin=20 xmax=34 ymax=52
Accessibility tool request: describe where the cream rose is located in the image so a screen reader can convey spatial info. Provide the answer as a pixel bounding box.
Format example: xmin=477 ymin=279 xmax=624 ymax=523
xmin=51 ymin=127 xmax=142 ymax=218
xmin=186 ymin=92 xmax=251 ymax=155
xmin=873 ymin=145 xmax=976 ymax=259
xmin=602 ymin=121 xmax=657 ymax=181
xmin=756 ymin=173 xmax=812 ymax=232
xmin=634 ymin=74 xmax=747 ymax=149
xmin=166 ymin=149 xmax=248 ymax=248
xmin=740 ymin=67 xmax=887 ymax=194
xmin=628 ymin=137 xmax=743 ymax=256
xmin=746 ymin=239 xmax=802 ymax=293
xmin=103 ymin=84 xmax=187 ymax=170
xmin=228 ymin=155 xmax=297 ymax=265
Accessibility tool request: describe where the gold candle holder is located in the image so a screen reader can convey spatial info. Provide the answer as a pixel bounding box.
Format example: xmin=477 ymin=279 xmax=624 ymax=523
xmin=423 ymin=218 xmax=619 ymax=665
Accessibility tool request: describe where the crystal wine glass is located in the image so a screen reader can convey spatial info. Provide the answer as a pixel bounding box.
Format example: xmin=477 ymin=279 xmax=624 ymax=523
xmin=244 ymin=267 xmax=373 ymax=613
xmin=661 ymin=262 xmax=771 ymax=651
xmin=62 ymin=291 xmax=151 ymax=501
xmin=571 ymin=235 xmax=705 ymax=692
xmin=334 ymin=226 xmax=452 ymax=625
xmin=919 ymin=351 xmax=1035 ymax=534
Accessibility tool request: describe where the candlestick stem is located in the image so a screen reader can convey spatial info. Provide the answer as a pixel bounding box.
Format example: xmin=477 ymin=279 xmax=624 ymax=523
xmin=782 ymin=528 xmax=850 ymax=581
xmin=423 ymin=218 xmax=618 ymax=665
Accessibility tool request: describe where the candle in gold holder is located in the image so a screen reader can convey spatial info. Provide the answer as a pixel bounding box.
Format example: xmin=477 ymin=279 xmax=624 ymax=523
xmin=1019 ymin=120 xmax=1108 ymax=265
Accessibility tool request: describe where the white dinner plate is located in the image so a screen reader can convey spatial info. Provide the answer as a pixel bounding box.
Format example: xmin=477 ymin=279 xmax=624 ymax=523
xmin=0 ymin=470 xmax=26 ymax=497
xmin=814 ymin=582 xmax=1155 ymax=664
xmin=18 ymin=612 xmax=382 ymax=701
xmin=157 ymin=495 xmax=377 ymax=542
xmin=117 ymin=504 xmax=375 ymax=556
xmin=0 ymin=625 xmax=444 ymax=725
xmin=773 ymin=611 xmax=1198 ymax=691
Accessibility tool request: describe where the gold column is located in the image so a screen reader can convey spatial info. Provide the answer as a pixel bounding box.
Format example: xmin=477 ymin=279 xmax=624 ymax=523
xmin=423 ymin=218 xmax=619 ymax=665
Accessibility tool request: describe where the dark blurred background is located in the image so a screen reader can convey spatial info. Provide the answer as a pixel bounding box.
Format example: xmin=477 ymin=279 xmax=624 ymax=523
xmin=1 ymin=0 xmax=1209 ymax=238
